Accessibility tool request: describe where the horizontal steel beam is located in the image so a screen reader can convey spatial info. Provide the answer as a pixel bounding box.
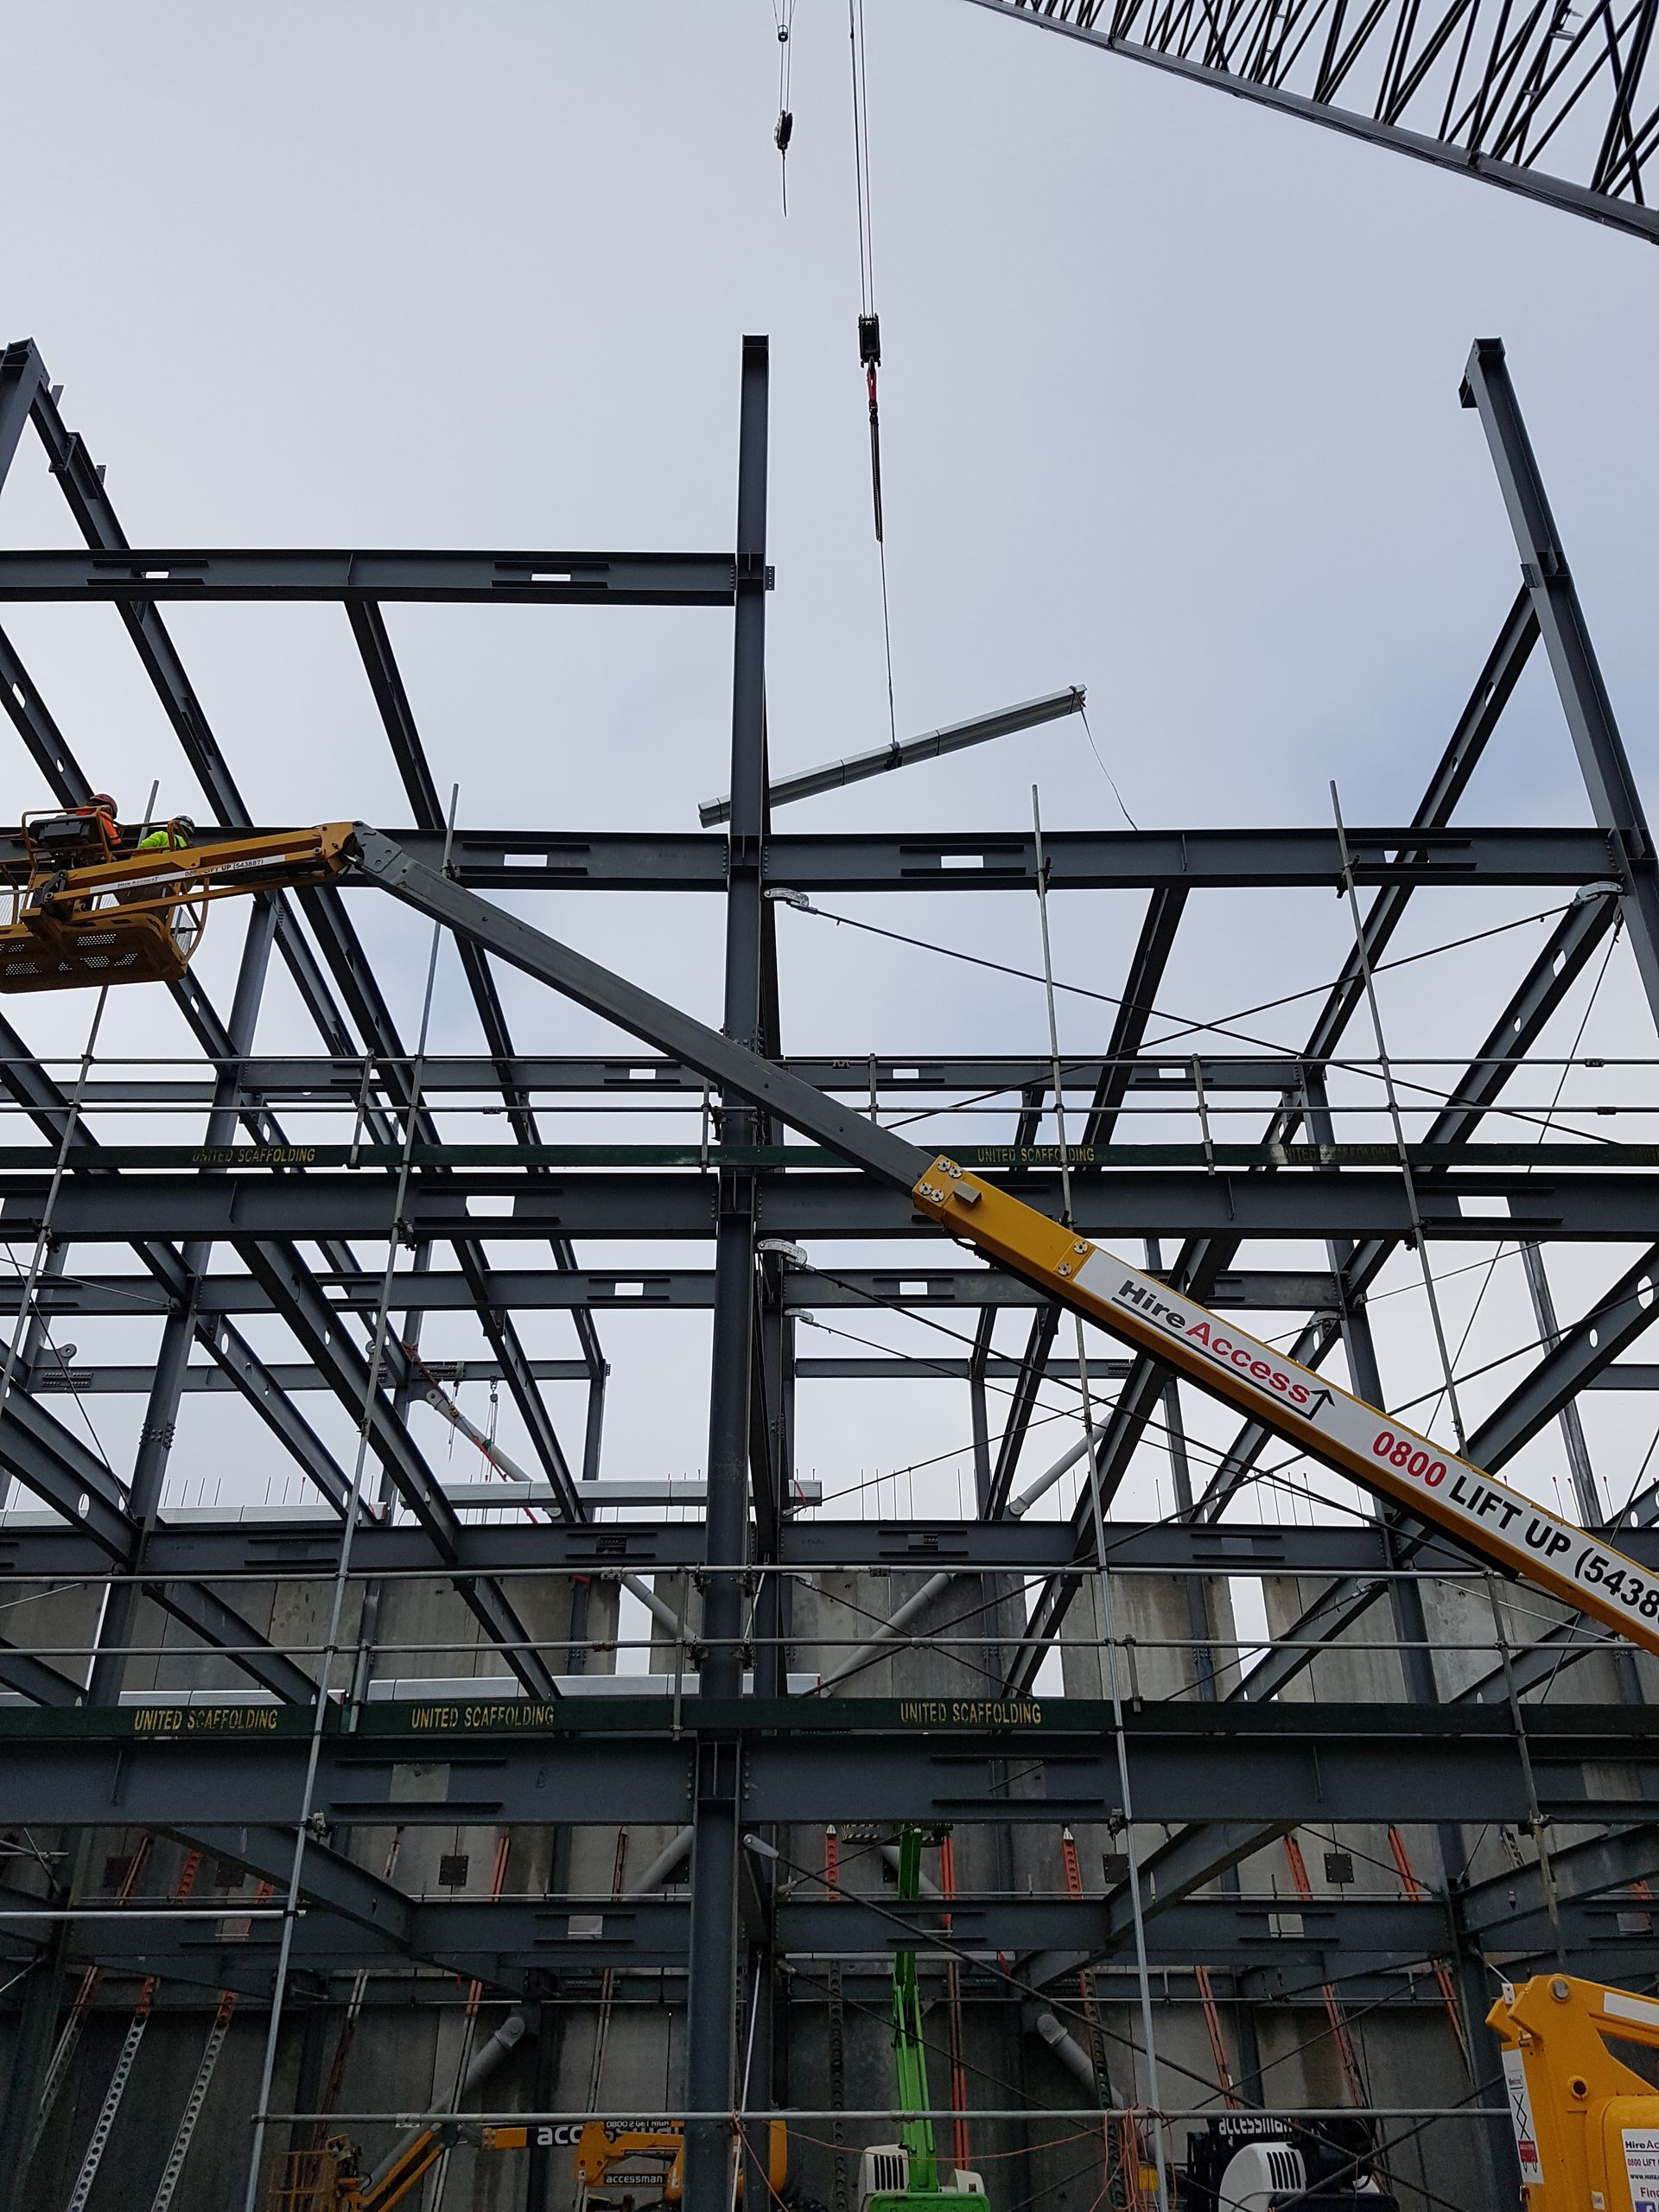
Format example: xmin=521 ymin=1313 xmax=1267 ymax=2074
xmin=3 ymin=1700 xmax=1652 ymax=1828
xmin=45 ymin=1055 xmax=1325 ymax=1103
xmin=0 ymin=547 xmax=748 ymax=606
xmin=0 ymin=824 xmax=1621 ymax=894
xmin=10 ymin=1514 xmax=1582 ymax=1581
xmin=377 ymin=823 xmax=1624 ymax=891
xmin=6 ymin=1166 xmax=1656 ymax=1243
xmin=29 ymin=1888 xmax=1603 ymax=1985
xmin=0 ymin=1264 xmax=1339 ymax=1319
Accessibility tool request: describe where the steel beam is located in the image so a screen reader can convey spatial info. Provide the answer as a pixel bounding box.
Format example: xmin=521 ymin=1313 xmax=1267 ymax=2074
xmin=0 ymin=547 xmax=747 ymax=605
xmin=143 ymin=1583 xmax=317 ymax=1707
xmin=3 ymin=1701 xmax=1655 ymax=1829
xmin=1466 ymin=1245 xmax=1659 ymax=1465
xmin=1079 ymin=886 xmax=1189 ymax=1145
xmin=0 ymin=1385 xmax=137 ymax=1558
xmin=0 ymin=342 xmax=46 ymax=490
xmin=14 ymin=1163 xmax=1659 ymax=1246
xmin=1 ymin=822 xmax=1621 ymax=893
xmin=0 ymin=1634 xmax=81 ymax=1706
xmin=12 ymin=1514 xmax=1599 ymax=1581
xmin=685 ymin=334 xmax=771 ymax=2212
xmin=0 ymin=1264 xmax=1341 ymax=1319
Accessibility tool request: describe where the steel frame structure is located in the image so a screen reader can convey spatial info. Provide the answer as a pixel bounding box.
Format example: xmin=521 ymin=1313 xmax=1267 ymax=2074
xmin=2 ymin=330 xmax=1659 ymax=2212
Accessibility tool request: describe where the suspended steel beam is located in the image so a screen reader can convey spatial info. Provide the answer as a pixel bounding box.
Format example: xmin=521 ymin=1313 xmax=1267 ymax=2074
xmin=697 ymin=688 xmax=1085 ymax=824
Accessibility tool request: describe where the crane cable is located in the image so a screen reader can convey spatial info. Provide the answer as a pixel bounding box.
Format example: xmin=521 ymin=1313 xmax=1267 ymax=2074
xmin=848 ymin=0 xmax=899 ymax=750
xmin=772 ymin=0 xmax=796 ymax=213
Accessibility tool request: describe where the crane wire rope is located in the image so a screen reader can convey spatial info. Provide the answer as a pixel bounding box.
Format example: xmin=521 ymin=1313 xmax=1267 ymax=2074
xmin=1078 ymin=699 xmax=1139 ymax=830
xmin=846 ymin=0 xmax=900 ymax=750
xmin=771 ymin=0 xmax=797 ymax=213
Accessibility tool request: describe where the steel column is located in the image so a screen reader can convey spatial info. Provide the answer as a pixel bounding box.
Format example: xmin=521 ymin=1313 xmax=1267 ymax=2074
xmin=685 ymin=336 xmax=769 ymax=2212
xmin=1462 ymin=336 xmax=1659 ymax=1023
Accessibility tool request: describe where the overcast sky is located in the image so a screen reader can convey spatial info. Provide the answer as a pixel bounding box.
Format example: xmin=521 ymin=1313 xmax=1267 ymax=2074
xmin=3 ymin=3 xmax=1657 ymax=1559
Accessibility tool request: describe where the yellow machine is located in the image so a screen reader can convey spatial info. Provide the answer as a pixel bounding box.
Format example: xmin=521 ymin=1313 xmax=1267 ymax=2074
xmin=266 ymin=2117 xmax=788 ymax=2212
xmin=0 ymin=813 xmax=353 ymax=993
xmin=498 ymin=2117 xmax=788 ymax=2210
xmin=1488 ymin=1974 xmax=1659 ymax=2211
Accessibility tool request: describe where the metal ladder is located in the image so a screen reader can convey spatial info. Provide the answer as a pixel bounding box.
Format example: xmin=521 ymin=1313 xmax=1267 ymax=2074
xmin=1193 ymin=1967 xmax=1238 ymax=2106
xmin=65 ymin=1999 xmax=154 ymax=2212
xmin=148 ymin=1988 xmax=238 ymax=2212
xmin=64 ymin=1851 xmax=200 ymax=2212
xmin=28 ymin=1839 xmax=155 ymax=2171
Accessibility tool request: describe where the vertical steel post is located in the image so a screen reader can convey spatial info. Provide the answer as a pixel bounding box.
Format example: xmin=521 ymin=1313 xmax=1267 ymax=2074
xmin=683 ymin=335 xmax=769 ymax=2212
xmin=1461 ymin=336 xmax=1659 ymax=1025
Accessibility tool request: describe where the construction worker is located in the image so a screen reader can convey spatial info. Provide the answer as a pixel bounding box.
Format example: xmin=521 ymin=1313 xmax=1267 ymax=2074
xmin=135 ymin=813 xmax=195 ymax=855
xmin=117 ymin=815 xmax=196 ymax=906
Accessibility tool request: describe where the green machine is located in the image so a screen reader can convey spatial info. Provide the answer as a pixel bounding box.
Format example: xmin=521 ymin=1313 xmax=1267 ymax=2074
xmin=856 ymin=1827 xmax=988 ymax=2212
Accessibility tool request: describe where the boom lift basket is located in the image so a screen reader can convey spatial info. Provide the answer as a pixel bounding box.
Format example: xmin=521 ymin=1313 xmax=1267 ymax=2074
xmin=0 ymin=817 xmax=354 ymax=996
xmin=2 ymin=812 xmax=206 ymax=994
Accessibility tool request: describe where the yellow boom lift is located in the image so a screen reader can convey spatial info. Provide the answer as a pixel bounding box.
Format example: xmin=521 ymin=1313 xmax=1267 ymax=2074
xmin=1488 ymin=1974 xmax=1659 ymax=2211
xmin=11 ymin=813 xmax=1659 ymax=1675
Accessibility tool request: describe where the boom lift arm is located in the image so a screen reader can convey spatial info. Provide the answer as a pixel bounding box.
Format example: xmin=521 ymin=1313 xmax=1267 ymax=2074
xmin=891 ymin=1827 xmax=941 ymax=2195
xmin=347 ymin=823 xmax=1659 ymax=1668
xmin=858 ymin=1826 xmax=985 ymax=2212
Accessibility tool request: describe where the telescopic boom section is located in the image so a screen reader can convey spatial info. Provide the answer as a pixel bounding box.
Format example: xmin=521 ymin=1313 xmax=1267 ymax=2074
xmin=345 ymin=823 xmax=1659 ymax=1663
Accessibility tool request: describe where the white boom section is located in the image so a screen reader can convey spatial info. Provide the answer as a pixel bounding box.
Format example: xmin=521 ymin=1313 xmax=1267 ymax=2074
xmin=913 ymin=1154 xmax=1659 ymax=1662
